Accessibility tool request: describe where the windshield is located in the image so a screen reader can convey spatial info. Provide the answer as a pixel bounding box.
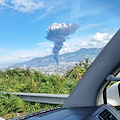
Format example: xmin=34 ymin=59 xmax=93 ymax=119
xmin=0 ymin=0 xmax=120 ymax=119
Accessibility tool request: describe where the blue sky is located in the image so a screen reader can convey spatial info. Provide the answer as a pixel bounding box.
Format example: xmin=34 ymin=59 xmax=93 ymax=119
xmin=0 ymin=0 xmax=120 ymax=64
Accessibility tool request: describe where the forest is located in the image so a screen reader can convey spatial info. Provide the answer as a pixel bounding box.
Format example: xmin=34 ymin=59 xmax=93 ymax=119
xmin=0 ymin=58 xmax=114 ymax=119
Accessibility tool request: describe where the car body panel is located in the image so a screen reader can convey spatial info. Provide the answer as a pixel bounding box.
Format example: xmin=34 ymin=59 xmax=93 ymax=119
xmin=63 ymin=29 xmax=120 ymax=108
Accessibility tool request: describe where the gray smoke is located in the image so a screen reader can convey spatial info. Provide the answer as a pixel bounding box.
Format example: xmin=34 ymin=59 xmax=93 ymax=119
xmin=46 ymin=23 xmax=79 ymax=65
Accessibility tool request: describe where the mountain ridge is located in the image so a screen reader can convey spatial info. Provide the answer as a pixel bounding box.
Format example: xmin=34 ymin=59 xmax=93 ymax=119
xmin=16 ymin=47 xmax=103 ymax=67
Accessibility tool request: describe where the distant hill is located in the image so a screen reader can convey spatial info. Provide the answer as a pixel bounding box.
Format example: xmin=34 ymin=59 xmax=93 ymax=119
xmin=15 ymin=48 xmax=103 ymax=67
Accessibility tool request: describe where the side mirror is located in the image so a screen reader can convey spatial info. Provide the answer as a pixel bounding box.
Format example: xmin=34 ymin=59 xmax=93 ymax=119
xmin=107 ymin=82 xmax=120 ymax=107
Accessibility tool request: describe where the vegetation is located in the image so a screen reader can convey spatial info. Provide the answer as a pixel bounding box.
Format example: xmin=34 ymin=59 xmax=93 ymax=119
xmin=0 ymin=58 xmax=91 ymax=118
xmin=0 ymin=93 xmax=60 ymax=118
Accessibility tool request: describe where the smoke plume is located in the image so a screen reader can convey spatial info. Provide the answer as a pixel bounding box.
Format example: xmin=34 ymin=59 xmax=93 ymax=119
xmin=46 ymin=23 xmax=79 ymax=65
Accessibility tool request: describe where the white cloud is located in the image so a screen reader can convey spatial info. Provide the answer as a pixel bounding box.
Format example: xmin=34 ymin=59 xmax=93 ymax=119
xmin=60 ymin=42 xmax=74 ymax=54
xmin=0 ymin=0 xmax=8 ymax=10
xmin=75 ymin=40 xmax=88 ymax=48
xmin=60 ymin=32 xmax=113 ymax=54
xmin=0 ymin=0 xmax=6 ymax=6
xmin=90 ymin=32 xmax=113 ymax=48
xmin=90 ymin=41 xmax=97 ymax=46
xmin=0 ymin=0 xmax=43 ymax=12
xmin=92 ymin=32 xmax=109 ymax=41
xmin=0 ymin=42 xmax=53 ymax=64
xmin=0 ymin=49 xmax=50 ymax=64
xmin=60 ymin=39 xmax=89 ymax=54
xmin=10 ymin=0 xmax=43 ymax=13
xmin=20 ymin=55 xmax=32 ymax=59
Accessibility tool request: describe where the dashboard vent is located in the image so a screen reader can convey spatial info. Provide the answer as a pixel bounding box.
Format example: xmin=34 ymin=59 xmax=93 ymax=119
xmin=97 ymin=109 xmax=117 ymax=120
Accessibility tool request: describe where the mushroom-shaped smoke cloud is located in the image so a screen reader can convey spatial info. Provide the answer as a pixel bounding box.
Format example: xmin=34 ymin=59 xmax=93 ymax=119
xmin=46 ymin=23 xmax=79 ymax=65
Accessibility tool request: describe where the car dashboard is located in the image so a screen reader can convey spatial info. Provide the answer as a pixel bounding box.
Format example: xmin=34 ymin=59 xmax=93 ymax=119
xmin=11 ymin=104 xmax=120 ymax=120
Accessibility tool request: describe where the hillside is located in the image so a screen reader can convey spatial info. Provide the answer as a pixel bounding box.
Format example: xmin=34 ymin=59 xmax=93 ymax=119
xmin=16 ymin=48 xmax=102 ymax=67
xmin=0 ymin=59 xmax=90 ymax=118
